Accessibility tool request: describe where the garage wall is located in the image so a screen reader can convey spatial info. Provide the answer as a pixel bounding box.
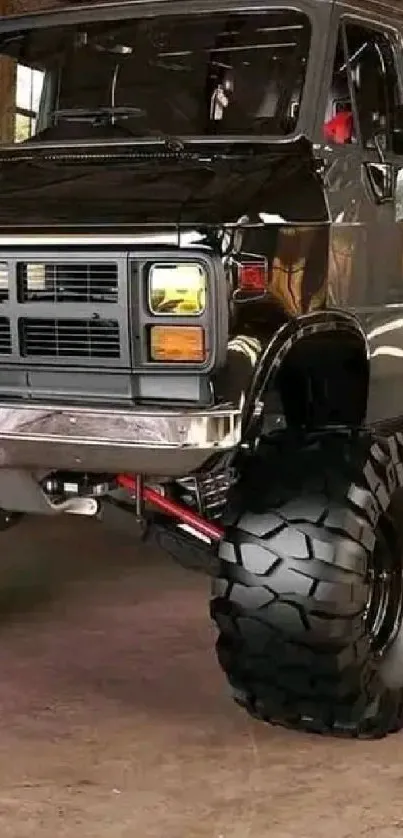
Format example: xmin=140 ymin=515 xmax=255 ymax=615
xmin=0 ymin=0 xmax=103 ymax=143
xmin=0 ymin=1 xmax=15 ymax=143
xmin=0 ymin=0 xmax=68 ymax=142
xmin=8 ymin=0 xmax=69 ymax=11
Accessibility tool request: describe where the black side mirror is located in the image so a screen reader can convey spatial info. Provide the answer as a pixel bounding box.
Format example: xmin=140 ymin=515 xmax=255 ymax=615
xmin=392 ymin=104 xmax=403 ymax=155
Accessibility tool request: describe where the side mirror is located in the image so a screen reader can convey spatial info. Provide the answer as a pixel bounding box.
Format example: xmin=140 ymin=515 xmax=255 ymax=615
xmin=392 ymin=104 xmax=403 ymax=155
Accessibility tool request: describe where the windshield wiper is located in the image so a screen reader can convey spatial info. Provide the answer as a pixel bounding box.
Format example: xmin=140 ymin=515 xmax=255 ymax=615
xmin=44 ymin=113 xmax=243 ymax=156
xmin=52 ymin=106 xmax=147 ymax=123
xmin=50 ymin=109 xmax=185 ymax=150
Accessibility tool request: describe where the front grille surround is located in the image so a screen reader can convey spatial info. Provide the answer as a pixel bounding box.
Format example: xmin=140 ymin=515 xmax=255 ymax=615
xmin=0 ymin=252 xmax=131 ymax=368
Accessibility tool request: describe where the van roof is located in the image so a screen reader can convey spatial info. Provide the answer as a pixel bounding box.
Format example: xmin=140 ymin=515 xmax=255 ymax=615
xmin=1 ymin=0 xmax=403 ymax=32
xmin=0 ymin=0 xmax=327 ymax=30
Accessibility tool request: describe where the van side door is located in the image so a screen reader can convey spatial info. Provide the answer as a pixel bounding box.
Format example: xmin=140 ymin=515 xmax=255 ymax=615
xmin=317 ymin=14 xmax=403 ymax=423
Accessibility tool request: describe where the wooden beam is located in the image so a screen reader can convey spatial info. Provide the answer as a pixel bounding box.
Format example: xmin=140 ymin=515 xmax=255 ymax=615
xmin=0 ymin=0 xmax=15 ymax=143
xmin=0 ymin=59 xmax=15 ymax=143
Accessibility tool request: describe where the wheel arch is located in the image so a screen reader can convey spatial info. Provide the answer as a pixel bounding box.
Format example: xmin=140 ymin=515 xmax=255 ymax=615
xmin=242 ymin=310 xmax=370 ymax=436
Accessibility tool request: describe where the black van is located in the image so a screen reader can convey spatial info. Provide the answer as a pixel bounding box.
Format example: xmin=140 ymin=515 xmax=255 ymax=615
xmin=0 ymin=0 xmax=402 ymax=738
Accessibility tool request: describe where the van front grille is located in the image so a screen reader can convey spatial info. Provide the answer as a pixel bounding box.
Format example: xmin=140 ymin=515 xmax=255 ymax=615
xmin=17 ymin=262 xmax=119 ymax=304
xmin=19 ymin=318 xmax=121 ymax=359
xmin=0 ymin=317 xmax=11 ymax=354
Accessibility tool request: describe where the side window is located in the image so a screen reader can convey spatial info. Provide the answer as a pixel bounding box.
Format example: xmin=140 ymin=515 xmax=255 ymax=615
xmin=14 ymin=64 xmax=45 ymax=143
xmin=324 ymin=22 xmax=401 ymax=151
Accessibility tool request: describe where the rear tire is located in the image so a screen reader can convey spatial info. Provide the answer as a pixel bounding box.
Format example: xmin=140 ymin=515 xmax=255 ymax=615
xmin=210 ymin=432 xmax=403 ymax=738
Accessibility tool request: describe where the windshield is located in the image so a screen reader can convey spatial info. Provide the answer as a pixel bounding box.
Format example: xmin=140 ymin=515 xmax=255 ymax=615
xmin=0 ymin=8 xmax=311 ymax=146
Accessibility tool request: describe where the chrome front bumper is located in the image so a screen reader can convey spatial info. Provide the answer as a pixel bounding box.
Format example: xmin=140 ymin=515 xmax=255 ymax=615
xmin=0 ymin=403 xmax=242 ymax=476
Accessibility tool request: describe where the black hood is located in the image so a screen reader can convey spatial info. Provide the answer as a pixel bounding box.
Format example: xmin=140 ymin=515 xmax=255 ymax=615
xmin=0 ymin=139 xmax=327 ymax=231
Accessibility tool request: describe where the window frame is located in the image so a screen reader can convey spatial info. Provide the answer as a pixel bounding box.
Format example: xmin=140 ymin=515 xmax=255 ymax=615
xmin=0 ymin=0 xmax=325 ymax=150
xmin=316 ymin=8 xmax=403 ymax=161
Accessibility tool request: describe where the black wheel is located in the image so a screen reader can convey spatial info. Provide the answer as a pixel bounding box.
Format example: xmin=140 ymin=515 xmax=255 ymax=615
xmin=210 ymin=432 xmax=403 ymax=738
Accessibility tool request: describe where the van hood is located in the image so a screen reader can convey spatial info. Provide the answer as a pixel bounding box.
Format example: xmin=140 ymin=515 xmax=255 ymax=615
xmin=0 ymin=139 xmax=326 ymax=234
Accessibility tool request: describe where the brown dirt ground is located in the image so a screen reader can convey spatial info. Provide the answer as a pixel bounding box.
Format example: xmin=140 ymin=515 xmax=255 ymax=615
xmin=0 ymin=514 xmax=401 ymax=838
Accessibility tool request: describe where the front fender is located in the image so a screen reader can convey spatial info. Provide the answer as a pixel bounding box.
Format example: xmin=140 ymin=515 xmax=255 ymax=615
xmin=361 ymin=310 xmax=403 ymax=427
xmin=214 ymin=309 xmax=370 ymax=438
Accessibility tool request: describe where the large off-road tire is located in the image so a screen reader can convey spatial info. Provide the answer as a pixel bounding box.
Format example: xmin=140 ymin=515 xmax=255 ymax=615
xmin=210 ymin=432 xmax=403 ymax=738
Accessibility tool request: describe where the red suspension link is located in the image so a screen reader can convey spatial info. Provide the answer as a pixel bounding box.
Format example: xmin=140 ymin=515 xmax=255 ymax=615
xmin=116 ymin=474 xmax=224 ymax=542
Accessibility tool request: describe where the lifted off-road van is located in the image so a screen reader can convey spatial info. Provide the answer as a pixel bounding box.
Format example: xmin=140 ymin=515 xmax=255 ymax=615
xmin=0 ymin=0 xmax=402 ymax=738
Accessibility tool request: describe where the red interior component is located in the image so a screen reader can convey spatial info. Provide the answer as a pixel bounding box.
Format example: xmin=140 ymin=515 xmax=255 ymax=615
xmin=116 ymin=474 xmax=224 ymax=542
xmin=323 ymin=111 xmax=353 ymax=144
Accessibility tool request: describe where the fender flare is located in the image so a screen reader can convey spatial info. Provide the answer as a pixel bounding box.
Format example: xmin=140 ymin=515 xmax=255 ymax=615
xmin=241 ymin=309 xmax=370 ymax=438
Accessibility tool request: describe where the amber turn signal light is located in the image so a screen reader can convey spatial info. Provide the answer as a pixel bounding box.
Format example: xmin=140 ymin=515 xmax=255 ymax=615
xmin=150 ymin=326 xmax=205 ymax=363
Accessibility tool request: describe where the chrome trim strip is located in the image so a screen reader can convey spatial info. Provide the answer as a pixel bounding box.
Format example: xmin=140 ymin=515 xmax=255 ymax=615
xmin=0 ymin=234 xmax=180 ymax=246
xmin=0 ymin=403 xmax=241 ymax=476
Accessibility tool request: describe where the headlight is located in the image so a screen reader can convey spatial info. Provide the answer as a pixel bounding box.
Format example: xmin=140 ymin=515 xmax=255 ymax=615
xmin=148 ymin=263 xmax=207 ymax=316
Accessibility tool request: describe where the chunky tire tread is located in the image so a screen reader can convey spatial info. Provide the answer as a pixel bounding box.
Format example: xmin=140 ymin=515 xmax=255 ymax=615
xmin=211 ymin=432 xmax=403 ymax=738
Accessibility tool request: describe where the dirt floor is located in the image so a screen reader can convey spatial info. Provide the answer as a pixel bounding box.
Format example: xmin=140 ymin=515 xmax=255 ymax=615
xmin=0 ymin=515 xmax=401 ymax=838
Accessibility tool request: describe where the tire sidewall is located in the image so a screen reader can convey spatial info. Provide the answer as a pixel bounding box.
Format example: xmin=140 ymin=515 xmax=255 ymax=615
xmin=212 ymin=432 xmax=403 ymax=724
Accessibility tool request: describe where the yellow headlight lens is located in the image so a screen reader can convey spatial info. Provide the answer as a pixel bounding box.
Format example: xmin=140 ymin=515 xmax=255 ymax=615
xmin=149 ymin=263 xmax=206 ymax=315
